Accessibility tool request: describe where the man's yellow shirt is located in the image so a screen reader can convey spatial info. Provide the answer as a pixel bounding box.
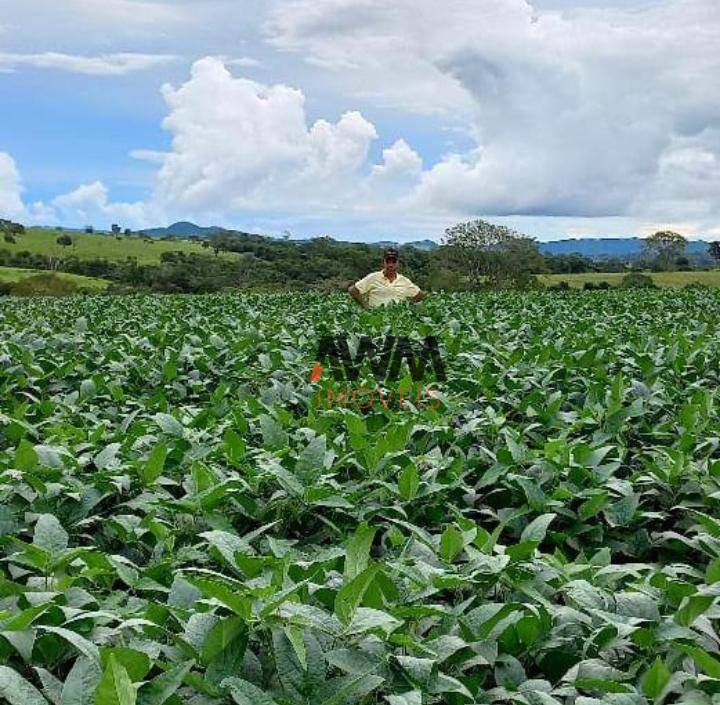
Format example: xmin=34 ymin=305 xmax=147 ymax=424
xmin=353 ymin=270 xmax=421 ymax=308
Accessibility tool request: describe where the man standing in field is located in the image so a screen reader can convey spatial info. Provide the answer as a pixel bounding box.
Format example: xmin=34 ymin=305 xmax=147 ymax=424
xmin=348 ymin=247 xmax=426 ymax=309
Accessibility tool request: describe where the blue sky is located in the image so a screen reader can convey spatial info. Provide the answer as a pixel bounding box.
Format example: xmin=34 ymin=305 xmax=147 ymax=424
xmin=1 ymin=0 xmax=718 ymax=242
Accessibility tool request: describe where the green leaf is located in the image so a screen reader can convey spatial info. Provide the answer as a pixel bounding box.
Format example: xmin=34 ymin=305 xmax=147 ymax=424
xmin=316 ymin=673 xmax=384 ymax=705
xmin=385 ymin=692 xmax=422 ymax=705
xmin=223 ymin=429 xmax=246 ymax=466
xmin=578 ymin=493 xmax=608 ymax=521
xmin=284 ymin=625 xmax=307 ymax=670
xmin=94 ymin=443 xmax=120 ymax=470
xmin=335 ymin=564 xmax=380 ymax=625
xmin=707 ymin=557 xmax=720 ymax=584
xmin=222 ymin=678 xmax=279 ymax=705
xmin=33 ymin=514 xmax=68 ymax=555
xmin=60 ymin=657 xmax=102 ymax=705
xmin=398 ymin=464 xmax=420 ymax=501
xmin=93 ymin=654 xmax=136 ymax=705
xmin=137 ymin=661 xmax=193 ymax=705
xmin=41 ymin=626 xmax=100 ymax=664
xmin=99 ymin=649 xmax=150 ymax=682
xmin=14 ymin=439 xmax=38 ymax=471
xmin=296 ymin=434 xmax=326 ymax=482
xmin=604 ymin=494 xmax=639 ymax=527
xmin=675 ymin=595 xmax=714 ymax=627
xmin=139 ymin=443 xmax=167 ymax=486
xmin=186 ymin=577 xmax=251 ymax=618
xmin=675 ymin=643 xmax=720 ymax=679
xmin=344 ymin=523 xmax=376 ymax=580
xmin=153 ymin=413 xmax=184 ymax=437
xmin=0 ymin=665 xmax=48 ymax=705
xmin=440 ymin=526 xmax=464 ymax=562
xmin=202 ymin=616 xmax=247 ymax=665
xmin=520 ymin=513 xmax=556 ymax=543
xmin=575 ymin=679 xmax=632 ymax=693
xmin=642 ymin=658 xmax=671 ymax=700
xmin=259 ymin=415 xmax=288 ymax=450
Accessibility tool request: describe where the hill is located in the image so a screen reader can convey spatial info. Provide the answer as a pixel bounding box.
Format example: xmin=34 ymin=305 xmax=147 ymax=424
xmin=376 ymin=239 xmax=438 ymax=251
xmin=538 ymin=236 xmax=711 ymax=259
xmin=1 ymin=227 xmax=238 ymax=264
xmin=139 ymin=221 xmax=226 ymax=238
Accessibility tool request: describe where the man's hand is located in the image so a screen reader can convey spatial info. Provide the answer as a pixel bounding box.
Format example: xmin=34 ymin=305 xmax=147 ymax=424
xmin=348 ymin=285 xmax=368 ymax=309
xmin=410 ymin=290 xmax=426 ymax=304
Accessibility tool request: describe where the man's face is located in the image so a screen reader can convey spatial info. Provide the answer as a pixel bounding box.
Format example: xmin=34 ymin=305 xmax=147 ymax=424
xmin=383 ymin=256 xmax=398 ymax=276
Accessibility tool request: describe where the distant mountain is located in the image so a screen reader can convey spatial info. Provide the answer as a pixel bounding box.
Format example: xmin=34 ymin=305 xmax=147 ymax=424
xmin=538 ymin=237 xmax=711 ymax=259
xmin=134 ymin=223 xmax=712 ymax=260
xmin=140 ymin=221 xmax=225 ymax=238
xmin=376 ymin=239 xmax=438 ymax=251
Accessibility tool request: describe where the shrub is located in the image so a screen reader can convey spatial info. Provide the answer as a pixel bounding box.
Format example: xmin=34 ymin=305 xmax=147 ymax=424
xmin=426 ymin=267 xmax=464 ymax=291
xmin=621 ymin=272 xmax=656 ymax=289
xmin=4 ymin=234 xmax=16 ymax=244
xmin=0 ymin=281 xmax=12 ymax=296
xmin=548 ymin=280 xmax=570 ymax=291
xmin=10 ymin=273 xmax=80 ymax=297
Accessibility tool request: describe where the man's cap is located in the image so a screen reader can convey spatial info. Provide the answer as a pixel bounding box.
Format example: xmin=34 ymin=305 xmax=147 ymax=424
xmin=383 ymin=246 xmax=399 ymax=260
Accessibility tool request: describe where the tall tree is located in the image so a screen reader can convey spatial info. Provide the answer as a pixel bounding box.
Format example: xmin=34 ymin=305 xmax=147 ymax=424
xmin=643 ymin=231 xmax=686 ymax=270
xmin=441 ymin=219 xmax=542 ymax=288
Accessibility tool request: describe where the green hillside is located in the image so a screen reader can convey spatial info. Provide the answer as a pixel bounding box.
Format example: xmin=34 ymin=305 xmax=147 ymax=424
xmin=0 ymin=266 xmax=109 ymax=291
xmin=1 ymin=227 xmax=237 ymax=264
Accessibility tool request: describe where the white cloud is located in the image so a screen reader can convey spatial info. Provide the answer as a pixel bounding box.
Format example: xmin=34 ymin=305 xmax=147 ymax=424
xmin=268 ymin=0 xmax=720 ymax=223
xmin=130 ymin=149 xmax=168 ymax=164
xmin=152 ymin=57 xmax=385 ymax=213
xmin=50 ymin=181 xmax=157 ymax=228
xmin=226 ymin=56 xmax=261 ymax=68
xmin=0 ymin=0 xmax=187 ymax=43
xmin=4 ymin=0 xmax=720 ymax=243
xmin=0 ymin=52 xmax=178 ymax=75
xmin=0 ymin=152 xmax=26 ymax=220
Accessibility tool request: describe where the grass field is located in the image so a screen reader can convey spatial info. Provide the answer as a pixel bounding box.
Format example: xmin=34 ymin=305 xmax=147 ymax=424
xmin=0 ymin=266 xmax=110 ymax=290
xmin=540 ymin=270 xmax=720 ymax=287
xmin=1 ymin=227 xmax=236 ymax=264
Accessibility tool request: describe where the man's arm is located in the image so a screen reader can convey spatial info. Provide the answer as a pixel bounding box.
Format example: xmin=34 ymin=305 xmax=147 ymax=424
xmin=404 ymin=277 xmax=425 ymax=304
xmin=348 ymin=284 xmax=368 ymax=309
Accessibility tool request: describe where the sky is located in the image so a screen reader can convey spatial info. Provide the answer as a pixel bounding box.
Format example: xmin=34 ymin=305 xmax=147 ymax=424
xmin=0 ymin=0 xmax=718 ymax=243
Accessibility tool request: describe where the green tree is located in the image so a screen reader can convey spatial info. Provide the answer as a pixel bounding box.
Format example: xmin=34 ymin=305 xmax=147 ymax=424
xmin=56 ymin=234 xmax=73 ymax=247
xmin=441 ymin=218 xmax=542 ymax=288
xmin=643 ymin=231 xmax=686 ymax=271
xmin=708 ymin=241 xmax=720 ymax=266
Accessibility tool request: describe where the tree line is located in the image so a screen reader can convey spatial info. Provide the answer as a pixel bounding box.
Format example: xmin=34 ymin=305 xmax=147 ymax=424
xmin=1 ymin=218 xmax=719 ymax=294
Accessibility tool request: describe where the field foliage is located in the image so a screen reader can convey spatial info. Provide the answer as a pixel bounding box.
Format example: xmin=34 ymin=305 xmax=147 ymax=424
xmin=2 ymin=290 xmax=720 ymax=704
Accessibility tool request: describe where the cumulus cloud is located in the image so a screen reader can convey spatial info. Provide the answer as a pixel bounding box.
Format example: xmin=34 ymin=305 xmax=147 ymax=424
xmin=50 ymin=181 xmax=157 ymax=227
xmin=152 ymin=57 xmax=390 ymax=213
xmin=0 ymin=52 xmax=178 ymax=75
xmin=0 ymin=152 xmax=26 ymax=219
xmin=268 ymin=0 xmax=720 ymax=223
